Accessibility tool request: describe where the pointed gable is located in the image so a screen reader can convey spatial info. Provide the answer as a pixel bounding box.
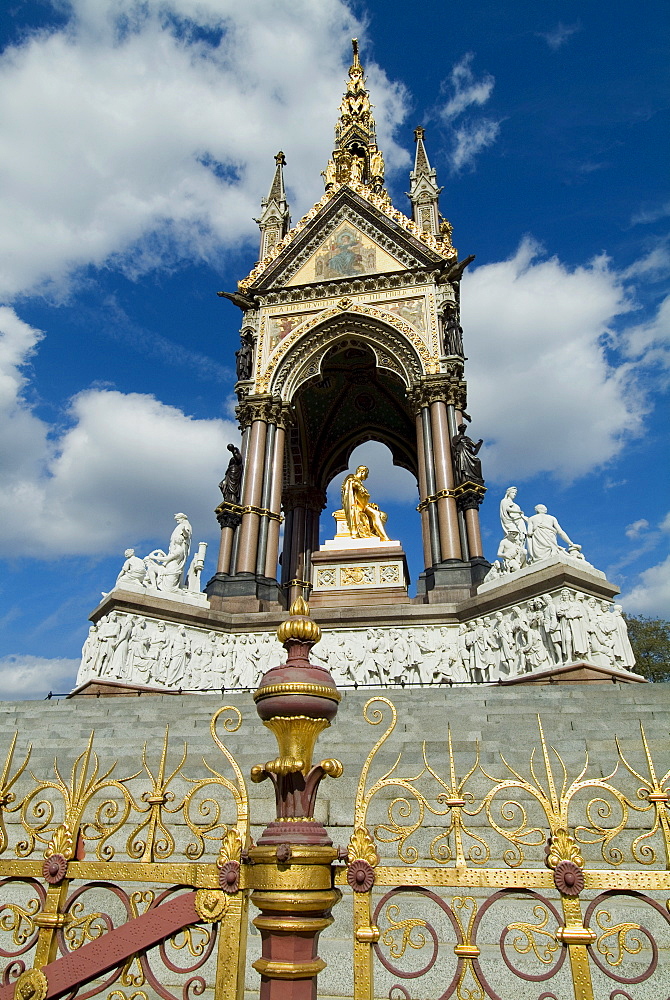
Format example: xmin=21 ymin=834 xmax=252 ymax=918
xmin=240 ymin=185 xmax=452 ymax=293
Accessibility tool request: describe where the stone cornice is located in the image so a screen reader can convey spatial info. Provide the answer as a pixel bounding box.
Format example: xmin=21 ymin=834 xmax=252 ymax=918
xmin=258 ymin=268 xmax=438 ymax=307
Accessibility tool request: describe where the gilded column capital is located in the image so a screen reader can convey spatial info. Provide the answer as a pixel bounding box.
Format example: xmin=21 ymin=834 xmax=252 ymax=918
xmin=215 ymin=502 xmax=243 ymax=531
xmin=407 ymin=373 xmax=464 ymax=412
xmin=445 ymin=378 xmax=467 ymax=410
xmin=236 ymin=394 xmax=289 ymax=429
xmin=453 ymin=480 xmax=487 ymax=512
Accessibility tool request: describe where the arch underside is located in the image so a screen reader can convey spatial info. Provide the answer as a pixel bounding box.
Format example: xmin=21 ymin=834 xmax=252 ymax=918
xmin=285 ymin=338 xmax=418 ymax=492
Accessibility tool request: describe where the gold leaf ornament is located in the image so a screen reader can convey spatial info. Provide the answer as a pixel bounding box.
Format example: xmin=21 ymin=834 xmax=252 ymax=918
xmin=546 ymin=828 xmax=584 ymax=869
xmin=347 ymin=825 xmax=379 ymax=867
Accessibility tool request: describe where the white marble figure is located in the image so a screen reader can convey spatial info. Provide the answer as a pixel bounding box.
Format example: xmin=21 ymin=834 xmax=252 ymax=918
xmin=490 ymin=612 xmax=515 ymax=677
xmin=116 ymin=549 xmax=147 ymax=590
xmin=526 ymin=505 xmax=577 ymax=563
xmin=540 ymin=595 xmax=563 ymax=664
xmin=610 ymin=604 xmax=636 ymax=668
xmin=486 ymin=490 xmax=594 ymax=585
xmin=166 ymin=628 xmax=190 ymax=687
xmin=144 ymin=513 xmax=193 ymax=592
xmin=500 ymin=487 xmax=528 ymax=540
xmin=497 ymin=530 xmax=527 ymax=573
xmin=585 ymin=597 xmax=615 ymax=667
xmin=186 ymin=542 xmax=208 ymax=592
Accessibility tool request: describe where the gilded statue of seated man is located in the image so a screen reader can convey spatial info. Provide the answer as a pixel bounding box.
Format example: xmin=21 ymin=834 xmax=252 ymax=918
xmin=341 ymin=465 xmax=390 ymax=541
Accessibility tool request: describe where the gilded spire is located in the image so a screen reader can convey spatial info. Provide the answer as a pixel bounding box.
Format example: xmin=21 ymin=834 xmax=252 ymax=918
xmin=323 ymin=39 xmax=385 ymax=193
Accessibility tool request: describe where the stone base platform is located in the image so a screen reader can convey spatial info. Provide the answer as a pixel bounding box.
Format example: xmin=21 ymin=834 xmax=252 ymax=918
xmin=310 ymin=539 xmax=410 ymax=609
xmin=498 ymin=660 xmax=646 ymax=685
xmin=74 ymin=557 xmax=639 ymax=694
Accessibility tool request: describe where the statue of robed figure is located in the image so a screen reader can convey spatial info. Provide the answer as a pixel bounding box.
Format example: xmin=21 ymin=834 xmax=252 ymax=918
xmin=341 ymin=466 xmax=390 ymax=541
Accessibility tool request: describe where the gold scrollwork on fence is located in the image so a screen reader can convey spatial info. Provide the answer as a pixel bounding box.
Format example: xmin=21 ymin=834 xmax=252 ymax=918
xmin=344 ymin=696 xmax=670 ymax=1000
xmin=0 ymin=706 xmax=250 ymax=1000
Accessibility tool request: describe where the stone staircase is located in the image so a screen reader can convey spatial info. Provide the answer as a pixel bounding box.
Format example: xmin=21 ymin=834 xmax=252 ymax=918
xmin=1 ymin=682 xmax=668 ymax=998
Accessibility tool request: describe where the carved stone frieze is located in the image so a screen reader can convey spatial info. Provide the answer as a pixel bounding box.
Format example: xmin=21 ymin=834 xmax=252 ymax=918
xmin=260 ymin=269 xmax=440 ymax=307
xmin=76 ymin=586 xmax=638 ymax=691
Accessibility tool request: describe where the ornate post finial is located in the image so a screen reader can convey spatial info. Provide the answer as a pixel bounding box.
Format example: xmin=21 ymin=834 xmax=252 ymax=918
xmin=249 ymin=598 xmax=343 ymax=998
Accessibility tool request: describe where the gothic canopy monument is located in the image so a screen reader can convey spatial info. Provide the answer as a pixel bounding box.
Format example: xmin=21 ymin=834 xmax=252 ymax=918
xmin=74 ymin=42 xmax=639 ymax=695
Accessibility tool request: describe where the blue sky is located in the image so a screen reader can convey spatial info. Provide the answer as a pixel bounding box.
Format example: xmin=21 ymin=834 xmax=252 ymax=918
xmin=0 ymin=0 xmax=668 ymax=698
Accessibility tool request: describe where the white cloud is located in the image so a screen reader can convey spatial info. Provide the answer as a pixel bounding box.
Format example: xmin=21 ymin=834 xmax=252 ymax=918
xmin=438 ymin=54 xmax=500 ymax=173
xmin=441 ymin=53 xmax=495 ymax=121
xmin=0 ymin=0 xmax=409 ymax=301
xmin=622 ymin=243 xmax=670 ymax=280
xmin=450 ymin=119 xmax=501 ymax=173
xmin=537 ymin=23 xmax=580 ymax=51
xmin=0 ymin=655 xmax=79 ymax=700
xmin=618 ymin=293 xmax=670 ymax=375
xmin=620 ymin=555 xmax=670 ymax=617
xmin=626 ymin=519 xmax=650 ymax=539
xmin=630 ymin=200 xmax=670 ymax=226
xmin=462 ymin=238 xmax=642 ymax=482
xmin=0 ymin=308 xmax=239 ymax=558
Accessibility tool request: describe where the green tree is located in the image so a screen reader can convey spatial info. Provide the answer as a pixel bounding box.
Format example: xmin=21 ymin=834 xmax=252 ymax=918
xmin=624 ymin=615 xmax=670 ymax=682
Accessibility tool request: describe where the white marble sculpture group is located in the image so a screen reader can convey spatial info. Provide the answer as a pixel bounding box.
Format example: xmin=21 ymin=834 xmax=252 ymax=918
xmin=111 ymin=513 xmax=207 ymax=600
xmin=76 ymin=587 xmax=635 ymax=691
xmin=485 ymin=487 xmax=589 ymax=582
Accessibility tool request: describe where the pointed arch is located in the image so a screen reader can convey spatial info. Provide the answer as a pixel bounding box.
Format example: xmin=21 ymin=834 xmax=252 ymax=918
xmin=268 ymin=306 xmax=427 ymax=402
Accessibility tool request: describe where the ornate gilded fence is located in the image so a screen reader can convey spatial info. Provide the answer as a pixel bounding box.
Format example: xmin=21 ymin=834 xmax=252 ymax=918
xmin=0 ymin=602 xmax=669 ymax=1000
xmin=337 ymin=697 xmax=670 ymax=1000
xmin=0 ymin=708 xmax=250 ymax=1000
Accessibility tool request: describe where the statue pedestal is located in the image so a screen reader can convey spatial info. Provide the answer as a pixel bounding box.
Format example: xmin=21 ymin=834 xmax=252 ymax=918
xmin=310 ymin=529 xmax=410 ymax=608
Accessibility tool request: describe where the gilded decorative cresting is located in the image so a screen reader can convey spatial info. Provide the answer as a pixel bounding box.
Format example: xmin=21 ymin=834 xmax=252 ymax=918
xmin=340 ymin=697 xmax=670 ymax=1000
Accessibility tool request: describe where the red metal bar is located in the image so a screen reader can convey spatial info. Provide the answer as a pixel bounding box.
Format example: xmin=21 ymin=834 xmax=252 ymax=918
xmin=0 ymin=891 xmax=200 ymax=1000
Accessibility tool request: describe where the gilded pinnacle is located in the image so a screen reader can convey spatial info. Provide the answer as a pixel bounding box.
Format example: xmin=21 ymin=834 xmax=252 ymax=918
xmin=276 ymin=596 xmax=322 ymax=645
